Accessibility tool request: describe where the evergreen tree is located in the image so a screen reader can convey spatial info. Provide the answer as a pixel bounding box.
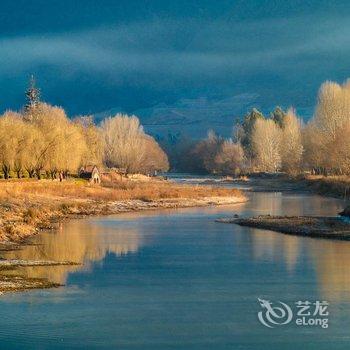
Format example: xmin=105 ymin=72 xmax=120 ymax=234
xmin=241 ymin=108 xmax=265 ymax=158
xmin=270 ymin=106 xmax=286 ymax=128
xmin=24 ymin=75 xmax=41 ymax=121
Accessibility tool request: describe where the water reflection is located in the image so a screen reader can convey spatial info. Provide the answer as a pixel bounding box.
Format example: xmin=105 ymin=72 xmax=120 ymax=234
xmin=248 ymin=227 xmax=350 ymax=301
xmin=248 ymin=228 xmax=301 ymax=272
xmin=3 ymin=218 xmax=143 ymax=284
xmin=240 ymin=193 xmax=350 ymax=301
xmin=311 ymin=240 xmax=350 ymax=301
xmin=3 ymin=187 xmax=350 ymax=349
xmin=248 ymin=191 xmax=343 ymax=217
xmin=3 ymin=190 xmax=350 ymax=304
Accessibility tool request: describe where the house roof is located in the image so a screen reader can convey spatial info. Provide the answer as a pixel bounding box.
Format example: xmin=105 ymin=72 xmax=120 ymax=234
xmin=79 ymin=165 xmax=100 ymax=178
xmin=82 ymin=165 xmax=98 ymax=173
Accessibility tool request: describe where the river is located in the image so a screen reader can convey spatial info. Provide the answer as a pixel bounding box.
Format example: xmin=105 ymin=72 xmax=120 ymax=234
xmin=1 ymin=178 xmax=350 ymax=349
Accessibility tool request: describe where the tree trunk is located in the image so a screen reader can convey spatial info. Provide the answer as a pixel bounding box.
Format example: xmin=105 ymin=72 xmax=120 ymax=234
xmin=2 ymin=165 xmax=10 ymax=179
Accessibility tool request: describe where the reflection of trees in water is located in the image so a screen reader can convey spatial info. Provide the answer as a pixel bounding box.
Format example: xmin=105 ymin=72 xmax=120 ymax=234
xmin=3 ymin=192 xmax=348 ymax=300
xmin=248 ymin=228 xmax=301 ymax=272
xmin=296 ymin=195 xmax=343 ymax=217
xmin=249 ymin=192 xmax=283 ymax=216
xmin=223 ymin=191 xmax=350 ymax=302
xmin=246 ymin=193 xmax=350 ymax=300
xmin=310 ymin=240 xmax=350 ymax=301
xmin=237 ymin=193 xmax=304 ymax=272
xmin=249 ymin=192 xmax=343 ymax=217
xmin=246 ymin=227 xmax=350 ymax=301
xmin=4 ymin=220 xmax=143 ymax=284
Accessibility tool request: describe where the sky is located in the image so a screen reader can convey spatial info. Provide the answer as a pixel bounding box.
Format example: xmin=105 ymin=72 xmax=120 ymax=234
xmin=1 ymin=0 xmax=350 ymax=130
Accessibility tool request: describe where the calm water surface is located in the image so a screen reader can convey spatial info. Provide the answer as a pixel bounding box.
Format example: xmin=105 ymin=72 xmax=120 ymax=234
xmin=1 ymin=183 xmax=350 ymax=349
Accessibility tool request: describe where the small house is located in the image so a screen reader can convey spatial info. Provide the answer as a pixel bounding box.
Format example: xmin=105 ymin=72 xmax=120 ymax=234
xmin=79 ymin=165 xmax=101 ymax=184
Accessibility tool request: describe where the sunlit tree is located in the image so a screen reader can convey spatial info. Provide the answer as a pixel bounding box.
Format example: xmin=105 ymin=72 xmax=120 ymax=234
xmin=101 ymin=114 xmax=146 ymax=173
xmin=252 ymin=118 xmax=281 ymax=172
xmin=214 ymin=140 xmax=245 ymax=175
xmin=280 ymin=109 xmax=303 ymax=174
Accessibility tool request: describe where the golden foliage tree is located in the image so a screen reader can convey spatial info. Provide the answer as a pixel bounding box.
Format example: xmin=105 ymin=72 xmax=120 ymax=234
xmin=304 ymin=80 xmax=350 ymax=174
xmin=101 ymin=114 xmax=168 ymax=174
xmin=252 ymin=118 xmax=281 ymax=172
xmin=280 ymin=109 xmax=303 ymax=174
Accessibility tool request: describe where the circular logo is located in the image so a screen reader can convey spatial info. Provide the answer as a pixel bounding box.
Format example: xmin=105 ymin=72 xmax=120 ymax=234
xmin=258 ymin=298 xmax=293 ymax=328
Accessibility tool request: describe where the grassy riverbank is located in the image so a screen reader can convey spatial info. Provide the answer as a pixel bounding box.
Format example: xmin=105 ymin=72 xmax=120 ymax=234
xmin=0 ymin=178 xmax=245 ymax=243
xmin=298 ymin=175 xmax=350 ymax=199
xmin=242 ymin=173 xmax=350 ymax=200
xmin=0 ymin=177 xmax=245 ymax=292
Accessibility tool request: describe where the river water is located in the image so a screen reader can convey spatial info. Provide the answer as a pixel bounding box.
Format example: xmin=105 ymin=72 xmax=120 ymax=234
xmin=1 ymin=179 xmax=350 ymax=349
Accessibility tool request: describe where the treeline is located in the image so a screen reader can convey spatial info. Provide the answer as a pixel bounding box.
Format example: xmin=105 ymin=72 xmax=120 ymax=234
xmin=4 ymin=77 xmax=350 ymax=179
xmin=162 ymin=79 xmax=350 ymax=176
xmin=0 ymin=81 xmax=169 ymax=179
xmin=159 ymin=108 xmax=293 ymax=175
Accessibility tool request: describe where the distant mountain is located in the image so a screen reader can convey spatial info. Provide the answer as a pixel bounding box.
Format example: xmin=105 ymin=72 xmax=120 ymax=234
xmin=94 ymin=93 xmax=259 ymax=139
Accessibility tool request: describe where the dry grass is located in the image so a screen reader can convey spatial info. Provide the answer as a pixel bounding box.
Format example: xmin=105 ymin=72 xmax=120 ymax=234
xmin=0 ymin=178 xmax=244 ymax=242
xmin=0 ymin=178 xmax=242 ymax=202
xmin=301 ymin=175 xmax=350 ymax=199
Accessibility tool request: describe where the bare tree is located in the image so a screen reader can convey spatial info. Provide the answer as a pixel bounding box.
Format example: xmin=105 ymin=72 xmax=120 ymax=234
xmin=192 ymin=130 xmax=223 ymax=173
xmin=280 ymin=108 xmax=303 ymax=174
xmin=304 ymin=80 xmax=350 ymax=174
xmin=252 ymin=118 xmax=281 ymax=172
xmin=314 ymin=81 xmax=350 ymax=139
xmin=214 ymin=140 xmax=245 ymax=175
xmin=101 ymin=114 xmax=145 ymax=173
xmin=332 ymin=121 xmax=350 ymax=174
xmin=139 ymin=135 xmax=169 ymax=174
xmin=74 ymin=116 xmax=103 ymax=167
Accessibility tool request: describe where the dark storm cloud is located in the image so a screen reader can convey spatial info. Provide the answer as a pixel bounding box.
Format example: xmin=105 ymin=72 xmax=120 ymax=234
xmin=2 ymin=17 xmax=348 ymax=73
xmin=0 ymin=1 xmax=350 ymax=120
